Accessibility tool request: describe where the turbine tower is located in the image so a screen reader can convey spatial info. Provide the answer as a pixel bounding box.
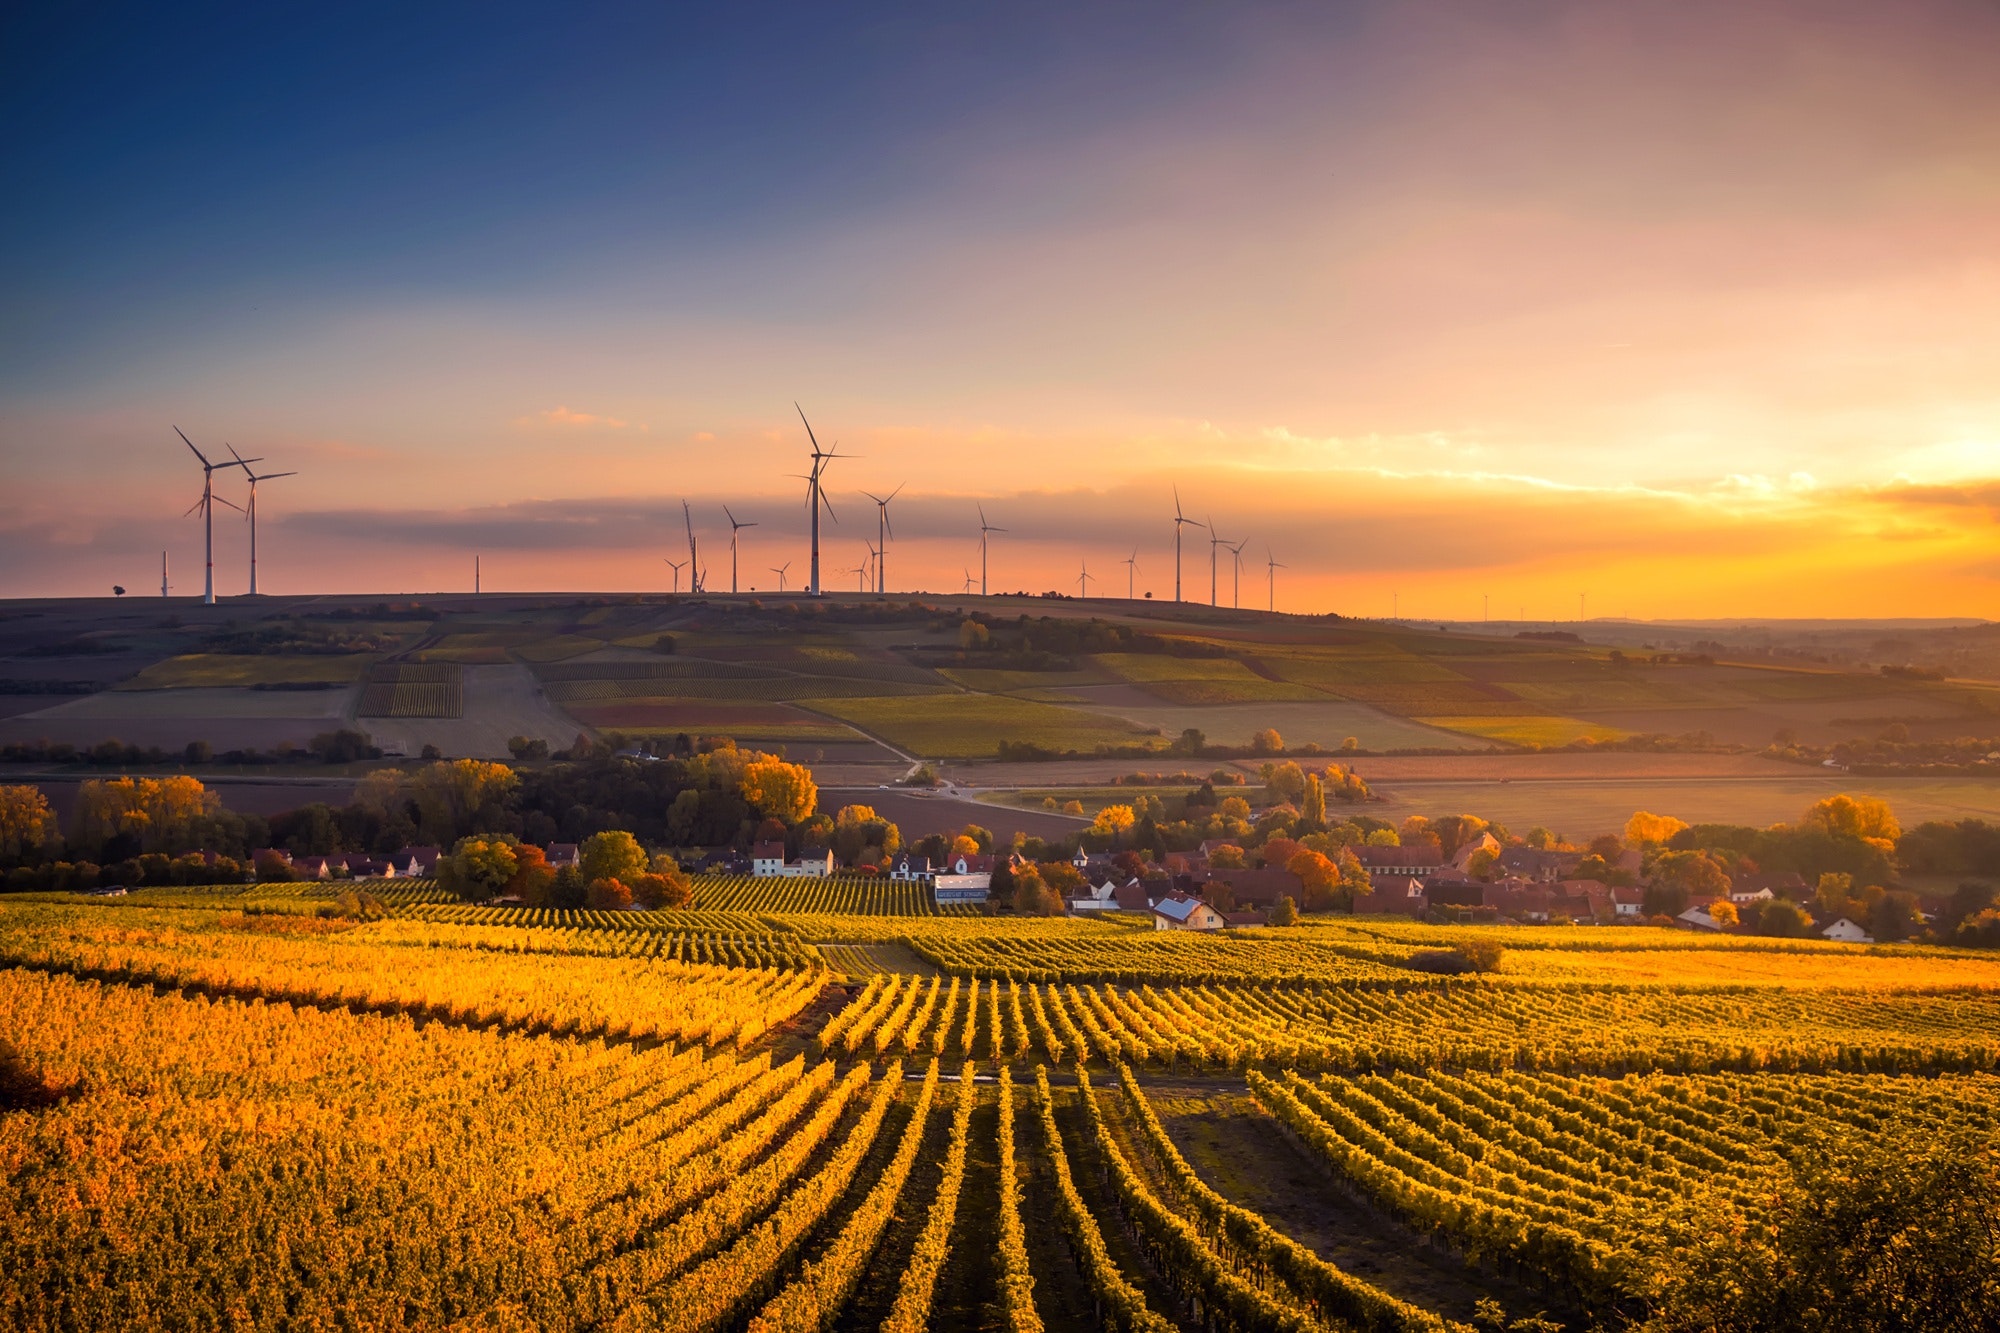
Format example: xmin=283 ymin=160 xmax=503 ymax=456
xmin=175 ymin=428 xmax=255 ymax=606
xmin=227 ymin=446 xmax=295 ymax=596
xmin=961 ymin=568 xmax=975 ymax=594
xmin=664 ymin=558 xmax=686 ymax=594
xmin=161 ymin=551 xmax=170 ymax=598
xmin=1171 ymin=487 xmax=1202 ymax=603
xmin=1206 ymin=517 xmax=1231 ymax=608
xmin=1266 ymin=549 xmax=1286 ymax=613
xmin=682 ymin=501 xmax=703 ymax=593
xmin=1227 ymin=539 xmax=1246 ymax=609
xmin=860 ymin=484 xmax=902 ymax=594
xmin=1077 ymin=559 xmax=1093 ymax=599
xmin=849 ymin=556 xmax=871 ymax=591
xmin=794 ymin=404 xmax=845 ymax=597
xmin=723 ymin=505 xmax=756 ymax=594
xmin=977 ymin=505 xmax=1005 ymax=597
xmin=1121 ymin=549 xmax=1140 ymax=599
xmin=770 ymin=561 xmax=792 ymax=593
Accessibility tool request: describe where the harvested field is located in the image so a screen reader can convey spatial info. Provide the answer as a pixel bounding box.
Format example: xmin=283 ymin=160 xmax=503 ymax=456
xmin=564 ymin=699 xmax=861 ymax=740
xmin=355 ymin=663 xmax=582 ymax=759
xmin=116 ymin=653 xmax=374 ymax=690
xmin=0 ymin=685 xmax=353 ymax=752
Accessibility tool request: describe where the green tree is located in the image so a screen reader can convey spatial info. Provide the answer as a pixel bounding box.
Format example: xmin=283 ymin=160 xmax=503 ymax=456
xmin=1300 ymin=772 xmax=1327 ymax=827
xmin=1269 ymin=895 xmax=1299 ymax=926
xmin=580 ymin=830 xmax=648 ymax=885
xmin=438 ymin=835 xmax=521 ymax=902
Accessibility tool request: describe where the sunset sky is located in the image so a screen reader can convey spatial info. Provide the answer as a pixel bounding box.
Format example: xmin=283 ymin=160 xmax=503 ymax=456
xmin=3 ymin=1 xmax=1998 ymax=617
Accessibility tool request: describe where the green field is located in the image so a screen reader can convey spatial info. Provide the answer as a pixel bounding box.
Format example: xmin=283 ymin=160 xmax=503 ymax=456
xmin=799 ymin=692 xmax=1161 ymax=756
xmin=1417 ymin=714 xmax=1630 ymax=746
xmin=117 ymin=653 xmax=375 ymax=690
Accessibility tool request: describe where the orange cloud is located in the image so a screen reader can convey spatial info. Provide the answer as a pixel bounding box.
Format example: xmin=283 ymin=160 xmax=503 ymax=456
xmin=519 ymin=405 xmax=633 ymax=430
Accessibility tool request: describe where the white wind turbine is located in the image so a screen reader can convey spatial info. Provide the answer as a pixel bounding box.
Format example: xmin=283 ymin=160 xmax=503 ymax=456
xmin=860 ymin=483 xmax=902 ymax=594
xmin=793 ymin=405 xmax=848 ymax=596
xmin=226 ymin=445 xmax=295 ymax=596
xmin=664 ymin=558 xmax=687 ymax=593
xmin=1121 ymin=549 xmax=1140 ymax=599
xmin=770 ymin=561 xmax=793 ymax=593
xmin=1077 ymin=558 xmax=1093 ymax=599
xmin=1171 ymin=487 xmax=1202 ymax=603
xmin=1266 ymin=549 xmax=1286 ymax=612
xmin=723 ymin=505 xmax=756 ymax=594
xmin=176 ymin=427 xmax=255 ymax=605
xmin=977 ymin=504 xmax=1005 ymax=596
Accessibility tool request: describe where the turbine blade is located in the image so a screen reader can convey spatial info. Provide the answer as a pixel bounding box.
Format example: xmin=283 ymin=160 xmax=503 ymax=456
xmin=175 ymin=426 xmax=209 ymax=466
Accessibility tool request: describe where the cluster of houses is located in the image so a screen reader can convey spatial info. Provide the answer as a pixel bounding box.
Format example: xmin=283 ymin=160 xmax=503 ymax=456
xmin=254 ymin=844 xmax=579 ymax=880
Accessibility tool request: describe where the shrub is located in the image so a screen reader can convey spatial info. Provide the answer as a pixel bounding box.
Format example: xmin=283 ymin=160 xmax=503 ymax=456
xmin=1456 ymin=939 xmax=1506 ymax=972
xmin=586 ymin=877 xmax=633 ymax=910
xmin=1269 ymin=895 xmax=1299 ymax=926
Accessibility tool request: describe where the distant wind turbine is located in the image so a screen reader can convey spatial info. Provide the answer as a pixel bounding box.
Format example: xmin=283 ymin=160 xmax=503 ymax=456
xmin=770 ymin=561 xmax=792 ymax=593
xmin=1206 ymin=517 xmax=1231 ymax=608
xmin=978 ymin=504 xmax=1006 ymax=597
xmin=860 ymin=484 xmax=902 ymax=594
xmin=682 ymin=501 xmax=703 ymax=593
xmin=794 ymin=404 xmax=849 ymax=597
xmin=961 ymin=568 xmax=975 ymax=594
xmin=723 ymin=505 xmax=756 ymax=594
xmin=1077 ymin=559 xmax=1093 ymax=599
xmin=664 ymin=557 xmax=686 ymax=594
xmin=1171 ymin=487 xmax=1202 ymax=603
xmin=1121 ymin=549 xmax=1140 ymax=599
xmin=848 ymin=555 xmax=871 ymax=591
xmin=228 ymin=445 xmax=295 ymax=597
xmin=175 ymin=427 xmax=255 ymax=606
xmin=1266 ymin=549 xmax=1286 ymax=612
xmin=1227 ymin=540 xmax=1246 ymax=609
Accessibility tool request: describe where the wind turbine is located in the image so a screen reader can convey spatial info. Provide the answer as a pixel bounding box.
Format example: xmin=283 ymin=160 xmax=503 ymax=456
xmin=977 ymin=504 xmax=1005 ymax=596
xmin=664 ymin=558 xmax=686 ymax=594
xmin=1121 ymin=549 xmax=1140 ymax=599
xmin=1266 ymin=549 xmax=1286 ymax=612
xmin=1077 ymin=559 xmax=1093 ymax=599
xmin=865 ymin=540 xmax=883 ymax=592
xmin=961 ymin=568 xmax=975 ymax=594
xmin=794 ymin=404 xmax=848 ymax=597
xmin=849 ymin=555 xmax=871 ymax=592
xmin=770 ymin=561 xmax=792 ymax=593
xmin=723 ymin=505 xmax=756 ymax=594
xmin=1171 ymin=487 xmax=1202 ymax=603
xmin=860 ymin=484 xmax=902 ymax=594
xmin=1206 ymin=517 xmax=1231 ymax=608
xmin=175 ymin=428 xmax=255 ymax=606
xmin=227 ymin=445 xmax=295 ymax=596
xmin=682 ymin=501 xmax=704 ymax=593
xmin=1227 ymin=540 xmax=1247 ymax=609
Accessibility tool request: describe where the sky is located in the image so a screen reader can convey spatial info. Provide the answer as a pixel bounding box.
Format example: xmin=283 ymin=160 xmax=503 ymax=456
xmin=2 ymin=0 xmax=1998 ymax=618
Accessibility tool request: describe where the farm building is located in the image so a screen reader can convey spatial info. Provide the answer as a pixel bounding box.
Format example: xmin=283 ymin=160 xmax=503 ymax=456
xmin=933 ymin=853 xmax=993 ymax=902
xmin=1822 ymin=917 xmax=1874 ymax=943
xmin=1152 ymin=893 xmax=1225 ymax=932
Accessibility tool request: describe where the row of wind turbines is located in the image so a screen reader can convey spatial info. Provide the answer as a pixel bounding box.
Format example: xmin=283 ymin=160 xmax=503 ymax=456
xmin=670 ymin=408 xmax=1289 ymax=610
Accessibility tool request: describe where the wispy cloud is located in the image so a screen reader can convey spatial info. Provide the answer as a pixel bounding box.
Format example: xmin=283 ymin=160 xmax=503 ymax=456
xmin=517 ymin=406 xmax=636 ymax=431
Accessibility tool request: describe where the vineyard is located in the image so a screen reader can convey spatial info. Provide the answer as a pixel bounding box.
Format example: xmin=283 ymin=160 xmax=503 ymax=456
xmin=357 ymin=661 xmax=464 ymax=718
xmin=2 ymin=892 xmax=1996 ymax=1331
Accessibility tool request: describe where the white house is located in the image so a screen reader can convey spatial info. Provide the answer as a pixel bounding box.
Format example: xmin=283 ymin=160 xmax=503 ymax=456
xmin=751 ymin=841 xmax=787 ymax=877
xmin=751 ymin=841 xmax=834 ymax=878
xmin=1152 ymin=893 xmax=1225 ymax=932
xmin=1822 ymin=916 xmax=1874 ymax=944
xmin=1069 ymin=878 xmax=1121 ymax=912
xmin=888 ymin=853 xmax=933 ymax=883
xmin=1610 ymin=887 xmax=1646 ymax=918
xmin=1728 ymin=885 xmax=1776 ymax=905
xmin=934 ymin=853 xmax=992 ymax=903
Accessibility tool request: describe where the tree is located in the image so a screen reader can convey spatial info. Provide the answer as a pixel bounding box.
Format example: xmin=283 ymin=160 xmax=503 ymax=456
xmin=506 ymin=844 xmax=554 ymax=902
xmin=586 ymin=877 xmax=634 ymax=910
xmin=580 ymin=830 xmax=648 ymax=886
xmin=1300 ymin=772 xmax=1327 ymax=827
xmin=1263 ymin=760 xmax=1305 ymax=803
xmin=1219 ymin=795 xmax=1251 ymax=822
xmin=1625 ymin=811 xmax=1688 ymax=847
xmin=1287 ymin=849 xmax=1343 ymax=912
xmin=1250 ymin=728 xmax=1284 ymax=755
xmin=438 ymin=836 xmax=521 ymax=901
xmin=1208 ymin=844 xmax=1246 ymax=869
xmin=1039 ymin=861 xmax=1087 ymax=896
xmin=0 ymin=786 xmax=56 ymax=861
xmin=1870 ymin=890 xmax=1917 ymax=943
xmin=1269 ymin=895 xmax=1299 ymax=926
xmin=1466 ymin=847 xmax=1501 ymax=880
xmin=1639 ymin=1130 xmax=2000 ymax=1332
xmin=413 ymin=760 xmax=518 ymax=845
xmin=70 ymin=776 xmax=218 ymax=856
xmin=1803 ymin=793 xmax=1901 ymax=843
xmin=739 ymin=758 xmax=817 ymax=825
xmin=1755 ymin=898 xmax=1812 ymax=938
xmin=1706 ymin=898 xmax=1739 ymax=928
xmin=1430 ymin=814 xmax=1490 ymax=858
xmin=1815 ymin=871 xmax=1855 ymax=920
xmin=1524 ymin=826 xmax=1558 ymax=849
xmin=959 ymin=619 xmax=990 ymax=650
xmin=1062 ymin=799 xmax=1085 ymax=816
xmin=1364 ymin=828 xmax=1400 ymax=847
xmin=1090 ymin=804 xmax=1136 ymax=843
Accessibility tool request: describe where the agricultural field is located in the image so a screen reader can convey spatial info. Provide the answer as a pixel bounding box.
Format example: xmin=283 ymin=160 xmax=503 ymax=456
xmin=800 ymin=691 xmax=1161 ymax=757
xmin=1 ymin=891 xmax=1995 ymax=1331
xmin=357 ymin=661 xmax=463 ymax=718
xmin=115 ymin=651 xmax=376 ymax=690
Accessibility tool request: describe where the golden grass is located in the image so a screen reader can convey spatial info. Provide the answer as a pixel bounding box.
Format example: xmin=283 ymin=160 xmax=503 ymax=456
xmin=1416 ymin=715 xmax=1630 ymax=746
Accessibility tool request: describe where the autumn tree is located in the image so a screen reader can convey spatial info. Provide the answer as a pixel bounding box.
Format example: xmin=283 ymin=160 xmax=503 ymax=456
xmin=1287 ymin=848 xmax=1342 ymax=912
xmin=1090 ymin=804 xmax=1136 ymax=843
xmin=1263 ymin=760 xmax=1306 ymax=804
xmin=70 ymin=776 xmax=218 ymax=856
xmin=1707 ymin=898 xmax=1740 ymax=928
xmin=586 ymin=877 xmax=634 ymax=909
xmin=1208 ymin=843 xmax=1246 ymax=869
xmin=1300 ymin=772 xmax=1327 ymax=827
xmin=1269 ymin=895 xmax=1299 ymax=926
xmin=1250 ymin=728 xmax=1284 ymax=755
xmin=739 ymin=758 xmax=818 ymax=825
xmin=0 ymin=786 xmax=56 ymax=861
xmin=506 ymin=844 xmax=554 ymax=902
xmin=439 ymin=835 xmax=522 ymax=901
xmin=1803 ymin=793 xmax=1901 ymax=843
xmin=413 ymin=760 xmax=518 ymax=845
xmin=1625 ymin=810 xmax=1689 ymax=847
xmin=580 ymin=830 xmax=648 ymax=885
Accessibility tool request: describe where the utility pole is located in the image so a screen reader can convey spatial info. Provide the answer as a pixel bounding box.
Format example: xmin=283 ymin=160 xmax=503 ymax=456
xmin=476 ymin=556 xmax=481 ymax=595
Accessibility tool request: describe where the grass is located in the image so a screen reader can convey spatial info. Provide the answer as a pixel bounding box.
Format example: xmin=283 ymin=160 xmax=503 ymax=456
xmin=512 ymin=634 xmax=608 ymax=663
xmin=1137 ymin=677 xmax=1329 ymax=705
xmin=1417 ymin=715 xmax=1631 ymax=747
xmin=117 ymin=653 xmax=375 ymax=690
xmin=797 ymin=693 xmax=1161 ymax=757
xmin=1093 ymin=653 xmax=1272 ymax=684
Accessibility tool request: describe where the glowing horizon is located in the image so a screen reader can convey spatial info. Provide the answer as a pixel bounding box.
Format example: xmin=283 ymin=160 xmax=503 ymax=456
xmin=4 ymin=2 xmax=1997 ymax=617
